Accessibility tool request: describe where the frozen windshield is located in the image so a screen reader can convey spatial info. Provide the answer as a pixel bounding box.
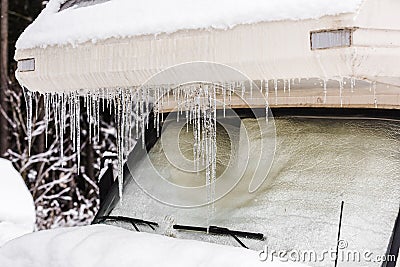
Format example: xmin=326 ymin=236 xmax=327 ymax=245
xmin=108 ymin=116 xmax=400 ymax=266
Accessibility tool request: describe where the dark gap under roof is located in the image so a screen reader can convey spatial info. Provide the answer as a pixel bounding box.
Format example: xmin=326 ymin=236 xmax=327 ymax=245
xmin=59 ymin=0 xmax=110 ymax=11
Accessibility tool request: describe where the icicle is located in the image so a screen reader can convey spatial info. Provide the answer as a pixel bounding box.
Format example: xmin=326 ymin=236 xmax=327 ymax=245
xmin=339 ymin=79 xmax=344 ymax=107
xmin=145 ymin=86 xmax=150 ymax=129
xmin=92 ymin=90 xmax=97 ymax=143
xmin=265 ymin=85 xmax=269 ymax=124
xmin=70 ymin=92 xmax=75 ymax=153
xmin=156 ymin=87 xmax=160 ymax=137
xmin=222 ymin=83 xmax=226 ymax=117
xmin=115 ymin=88 xmax=124 ymax=199
xmin=250 ymin=80 xmax=253 ymax=98
xmin=44 ymin=93 xmax=49 ymax=148
xmin=88 ymin=91 xmax=93 ymax=142
xmin=75 ymin=93 xmax=81 ymax=174
xmin=54 ymin=94 xmax=59 ymax=144
xmin=323 ymin=80 xmax=327 ymax=104
xmin=274 ymin=79 xmax=278 ymax=105
xmin=228 ymin=82 xmax=232 ymax=107
xmin=350 ymin=77 xmax=355 ymax=93
xmin=96 ymin=89 xmax=99 ymax=143
xmin=102 ymin=88 xmax=105 ymax=112
xmin=373 ymin=81 xmax=377 ymax=108
xmin=241 ymin=81 xmax=245 ymax=98
xmin=60 ymin=92 xmax=65 ymax=166
xmin=107 ymin=88 xmax=112 ymax=114
xmin=23 ymin=88 xmax=33 ymax=156
xmin=283 ymin=80 xmax=286 ymax=93
xmin=141 ymin=89 xmax=146 ymax=148
xmin=69 ymin=92 xmax=73 ymax=142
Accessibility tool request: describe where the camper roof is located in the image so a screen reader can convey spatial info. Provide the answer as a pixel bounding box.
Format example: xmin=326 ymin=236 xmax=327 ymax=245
xmin=16 ymin=0 xmax=363 ymax=49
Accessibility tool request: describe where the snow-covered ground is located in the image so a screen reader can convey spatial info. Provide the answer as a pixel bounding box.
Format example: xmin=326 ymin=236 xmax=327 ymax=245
xmin=0 ymin=158 xmax=35 ymax=246
xmin=16 ymin=0 xmax=363 ymax=49
xmin=0 ymin=224 xmax=308 ymax=267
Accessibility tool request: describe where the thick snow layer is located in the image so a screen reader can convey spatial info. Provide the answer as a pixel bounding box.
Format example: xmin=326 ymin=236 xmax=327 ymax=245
xmin=0 ymin=224 xmax=308 ymax=267
xmin=0 ymin=222 xmax=34 ymax=247
xmin=0 ymin=158 xmax=35 ymax=246
xmin=16 ymin=0 xmax=363 ymax=49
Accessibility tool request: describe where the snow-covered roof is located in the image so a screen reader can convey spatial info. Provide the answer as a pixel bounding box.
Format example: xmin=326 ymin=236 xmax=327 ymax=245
xmin=16 ymin=0 xmax=364 ymax=49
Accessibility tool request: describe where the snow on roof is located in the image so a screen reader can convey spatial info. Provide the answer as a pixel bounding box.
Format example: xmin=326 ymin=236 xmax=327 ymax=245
xmin=16 ymin=0 xmax=364 ymax=49
xmin=0 ymin=224 xmax=309 ymax=267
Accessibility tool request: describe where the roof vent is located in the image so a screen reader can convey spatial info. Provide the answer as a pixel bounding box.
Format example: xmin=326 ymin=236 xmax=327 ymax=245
xmin=311 ymin=29 xmax=352 ymax=50
xmin=17 ymin=58 xmax=35 ymax=72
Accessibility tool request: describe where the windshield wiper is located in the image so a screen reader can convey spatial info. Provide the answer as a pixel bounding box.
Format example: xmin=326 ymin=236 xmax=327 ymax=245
xmin=173 ymin=224 xmax=264 ymax=249
xmin=96 ymin=216 xmax=158 ymax=232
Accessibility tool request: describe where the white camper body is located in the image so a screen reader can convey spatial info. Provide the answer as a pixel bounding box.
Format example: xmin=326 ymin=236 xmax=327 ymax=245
xmin=14 ymin=0 xmax=400 ymax=108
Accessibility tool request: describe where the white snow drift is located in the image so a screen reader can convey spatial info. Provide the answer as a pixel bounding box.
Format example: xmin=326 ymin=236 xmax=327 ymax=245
xmin=16 ymin=0 xmax=363 ymax=49
xmin=0 ymin=224 xmax=309 ymax=267
xmin=0 ymin=158 xmax=35 ymax=246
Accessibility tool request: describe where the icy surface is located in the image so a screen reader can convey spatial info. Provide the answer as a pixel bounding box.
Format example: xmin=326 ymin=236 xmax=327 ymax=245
xmin=0 ymin=158 xmax=35 ymax=246
xmin=16 ymin=0 xmax=363 ymax=49
xmin=0 ymin=224 xmax=308 ymax=267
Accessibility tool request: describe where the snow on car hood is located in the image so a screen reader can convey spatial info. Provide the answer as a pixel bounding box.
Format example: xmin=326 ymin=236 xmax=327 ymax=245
xmin=0 ymin=224 xmax=309 ymax=267
xmin=0 ymin=158 xmax=35 ymax=246
xmin=16 ymin=0 xmax=364 ymax=49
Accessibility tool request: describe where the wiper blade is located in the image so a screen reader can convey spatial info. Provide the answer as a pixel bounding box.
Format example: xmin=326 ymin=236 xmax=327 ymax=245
xmin=96 ymin=216 xmax=158 ymax=232
xmin=173 ymin=224 xmax=264 ymax=249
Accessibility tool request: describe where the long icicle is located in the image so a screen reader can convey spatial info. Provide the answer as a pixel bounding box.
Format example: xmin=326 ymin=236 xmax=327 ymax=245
xmin=22 ymin=87 xmax=33 ymax=156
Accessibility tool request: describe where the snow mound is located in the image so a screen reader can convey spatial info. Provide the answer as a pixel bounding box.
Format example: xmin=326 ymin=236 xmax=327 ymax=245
xmin=0 ymin=224 xmax=308 ymax=267
xmin=0 ymin=158 xmax=35 ymax=246
xmin=16 ymin=0 xmax=364 ymax=49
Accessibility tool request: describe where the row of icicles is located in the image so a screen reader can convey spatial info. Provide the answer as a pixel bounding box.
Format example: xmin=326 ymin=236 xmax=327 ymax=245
xmin=22 ymin=81 xmax=249 ymax=202
xmin=22 ymin=77 xmax=377 ymax=201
